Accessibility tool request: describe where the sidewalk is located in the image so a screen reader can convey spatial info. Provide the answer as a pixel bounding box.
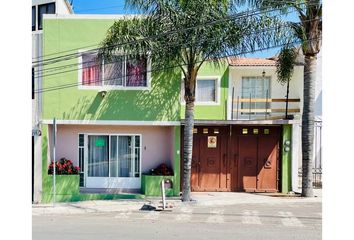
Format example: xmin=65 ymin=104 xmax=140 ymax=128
xmin=32 ymin=189 xmax=322 ymax=216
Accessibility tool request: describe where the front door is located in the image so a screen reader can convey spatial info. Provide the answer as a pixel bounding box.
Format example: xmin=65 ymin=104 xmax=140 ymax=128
xmin=85 ymin=134 xmax=141 ymax=189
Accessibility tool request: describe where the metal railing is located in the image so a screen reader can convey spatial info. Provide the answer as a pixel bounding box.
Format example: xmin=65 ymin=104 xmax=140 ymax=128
xmin=298 ymin=120 xmax=323 ymax=189
xmin=231 ymin=87 xmax=301 ymax=120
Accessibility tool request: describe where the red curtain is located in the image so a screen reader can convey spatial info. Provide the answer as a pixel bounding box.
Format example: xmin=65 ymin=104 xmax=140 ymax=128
xmin=82 ymin=55 xmax=101 ymax=86
xmin=126 ymin=57 xmax=147 ymax=87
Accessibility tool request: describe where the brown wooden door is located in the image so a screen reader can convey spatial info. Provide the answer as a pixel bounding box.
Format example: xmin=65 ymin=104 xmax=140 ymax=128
xmin=257 ymin=135 xmax=279 ymax=191
xmin=232 ymin=126 xmax=280 ymax=192
xmin=189 ymin=126 xmax=228 ymax=191
xmin=191 ymin=137 xmax=200 ymax=190
xmin=238 ymin=135 xmax=258 ymax=191
xmin=183 ymin=125 xmax=280 ymax=193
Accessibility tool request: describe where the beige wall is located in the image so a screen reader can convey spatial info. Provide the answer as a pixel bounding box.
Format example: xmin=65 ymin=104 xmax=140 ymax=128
xmin=48 ymin=125 xmax=175 ymax=174
xmin=229 ymin=65 xmax=304 ymax=119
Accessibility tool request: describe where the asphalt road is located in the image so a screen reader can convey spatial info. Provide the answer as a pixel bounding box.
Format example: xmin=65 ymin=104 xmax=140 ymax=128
xmin=33 ymin=202 xmax=321 ymax=240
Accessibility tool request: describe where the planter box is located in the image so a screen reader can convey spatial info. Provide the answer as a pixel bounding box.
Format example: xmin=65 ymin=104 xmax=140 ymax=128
xmin=141 ymin=175 xmax=175 ymax=197
xmin=42 ymin=175 xmax=80 ymax=202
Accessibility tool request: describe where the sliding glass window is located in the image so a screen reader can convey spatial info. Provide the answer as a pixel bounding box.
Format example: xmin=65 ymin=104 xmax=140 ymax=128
xmin=87 ymin=135 xmax=141 ymax=178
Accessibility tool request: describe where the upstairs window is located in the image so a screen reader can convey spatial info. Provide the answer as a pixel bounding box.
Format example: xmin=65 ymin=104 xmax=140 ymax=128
xmin=81 ymin=53 xmax=102 ymax=86
xmin=80 ymin=52 xmax=148 ymax=88
xmin=181 ymin=77 xmax=219 ymax=104
xmin=32 ymin=6 xmax=36 ymax=31
xmin=38 ymin=2 xmax=55 ymax=30
xmin=196 ymin=79 xmax=216 ymax=102
xmin=241 ymin=76 xmax=271 ymax=113
xmin=126 ymin=57 xmax=147 ymax=87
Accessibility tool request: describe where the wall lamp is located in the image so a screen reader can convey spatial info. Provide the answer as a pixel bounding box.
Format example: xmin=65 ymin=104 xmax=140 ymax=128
xmin=99 ymin=90 xmax=107 ymax=98
xmin=284 ymin=140 xmax=291 ymax=152
xmin=262 ymin=70 xmax=266 ymax=78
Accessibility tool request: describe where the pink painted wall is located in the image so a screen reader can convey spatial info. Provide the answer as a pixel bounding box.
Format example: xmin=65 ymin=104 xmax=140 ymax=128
xmin=47 ymin=125 xmax=175 ymax=174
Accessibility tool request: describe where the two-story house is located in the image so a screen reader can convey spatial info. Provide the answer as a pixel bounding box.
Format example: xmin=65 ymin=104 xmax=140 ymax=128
xmin=38 ymin=14 xmax=304 ymax=203
xmin=32 ymin=0 xmax=73 ymax=203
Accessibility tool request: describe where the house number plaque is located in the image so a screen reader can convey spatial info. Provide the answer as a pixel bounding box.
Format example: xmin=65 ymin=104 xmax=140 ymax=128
xmin=208 ymin=136 xmax=217 ymax=148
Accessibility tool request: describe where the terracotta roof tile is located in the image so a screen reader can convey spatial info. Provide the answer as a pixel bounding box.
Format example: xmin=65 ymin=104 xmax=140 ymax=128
xmin=228 ymin=57 xmax=276 ymax=66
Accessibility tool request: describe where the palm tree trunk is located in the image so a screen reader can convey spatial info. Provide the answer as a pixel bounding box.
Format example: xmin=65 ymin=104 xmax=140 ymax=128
xmin=182 ymin=101 xmax=195 ymax=202
xmin=301 ymin=55 xmax=317 ymax=197
xmin=285 ymin=78 xmax=290 ymax=119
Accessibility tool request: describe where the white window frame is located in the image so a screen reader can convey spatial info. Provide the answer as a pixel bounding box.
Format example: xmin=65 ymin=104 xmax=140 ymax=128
xmin=181 ymin=76 xmax=221 ymax=105
xmin=240 ymin=76 xmax=272 ymax=115
xmin=78 ymin=50 xmax=152 ymax=91
xmin=79 ymin=133 xmax=142 ymax=189
xmin=78 ymin=133 xmax=85 ymax=187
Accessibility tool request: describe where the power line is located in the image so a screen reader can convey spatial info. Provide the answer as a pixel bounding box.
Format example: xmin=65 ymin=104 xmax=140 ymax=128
xmin=74 ymin=4 xmax=127 ymax=13
xmin=32 ymin=7 xmax=267 ymax=65
xmin=32 ymin=2 xmax=316 ymax=66
xmin=34 ymin=16 xmax=320 ymax=78
xmin=34 ymin=24 xmax=292 ymax=78
xmin=34 ymin=7 xmax=298 ymax=74
xmin=32 ymin=0 xmax=318 ymax=62
xmin=32 ymin=6 xmax=260 ymax=61
xmin=34 ymin=36 xmax=321 ymax=94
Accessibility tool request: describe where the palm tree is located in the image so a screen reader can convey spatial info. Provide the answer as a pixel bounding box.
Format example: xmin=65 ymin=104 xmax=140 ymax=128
xmin=99 ymin=0 xmax=288 ymax=201
xmin=246 ymin=0 xmax=322 ymax=197
xmin=275 ymin=47 xmax=298 ymax=119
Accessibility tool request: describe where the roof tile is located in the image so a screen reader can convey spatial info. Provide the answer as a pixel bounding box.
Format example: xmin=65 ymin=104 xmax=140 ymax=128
xmin=228 ymin=57 xmax=276 ymax=66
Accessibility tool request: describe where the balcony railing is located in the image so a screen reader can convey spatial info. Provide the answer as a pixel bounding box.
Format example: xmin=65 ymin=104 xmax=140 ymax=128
xmin=231 ymin=91 xmax=301 ymax=120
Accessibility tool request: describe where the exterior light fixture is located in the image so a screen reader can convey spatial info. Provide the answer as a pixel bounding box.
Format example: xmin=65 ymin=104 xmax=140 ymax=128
xmin=284 ymin=140 xmax=291 ymax=152
xmin=99 ymin=90 xmax=107 ymax=98
xmin=262 ymin=70 xmax=266 ymax=78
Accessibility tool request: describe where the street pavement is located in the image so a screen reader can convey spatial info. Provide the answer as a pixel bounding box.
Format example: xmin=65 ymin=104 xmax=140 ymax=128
xmin=33 ymin=191 xmax=322 ymax=240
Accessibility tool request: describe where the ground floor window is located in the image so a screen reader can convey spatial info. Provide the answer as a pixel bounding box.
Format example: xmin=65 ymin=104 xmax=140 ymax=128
xmin=82 ymin=134 xmax=141 ymax=179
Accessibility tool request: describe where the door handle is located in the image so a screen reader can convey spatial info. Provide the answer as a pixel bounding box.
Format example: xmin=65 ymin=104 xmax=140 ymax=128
xmin=234 ymin=154 xmax=238 ymax=167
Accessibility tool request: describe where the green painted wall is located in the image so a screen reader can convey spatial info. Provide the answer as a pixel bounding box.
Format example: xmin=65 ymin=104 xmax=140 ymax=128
xmin=180 ymin=62 xmax=229 ymax=120
xmin=42 ymin=19 xmax=181 ymax=122
xmin=281 ymin=124 xmax=292 ymax=193
xmin=142 ymin=175 xmax=175 ymax=197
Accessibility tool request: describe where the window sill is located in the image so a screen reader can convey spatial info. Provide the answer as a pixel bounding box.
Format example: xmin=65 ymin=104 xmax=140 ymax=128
xmin=78 ymin=86 xmax=151 ymax=91
xmin=181 ymin=101 xmax=220 ymax=106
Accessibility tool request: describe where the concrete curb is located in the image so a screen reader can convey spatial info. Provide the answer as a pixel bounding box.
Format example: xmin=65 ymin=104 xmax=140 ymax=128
xmin=32 ymin=190 xmax=322 ymax=216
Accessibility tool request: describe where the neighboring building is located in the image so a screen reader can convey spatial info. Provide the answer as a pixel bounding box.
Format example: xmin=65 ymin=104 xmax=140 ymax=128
xmin=313 ymin=51 xmax=322 ymax=187
xmin=32 ymin=0 xmax=73 ymax=203
xmin=38 ymin=14 xmax=304 ymax=203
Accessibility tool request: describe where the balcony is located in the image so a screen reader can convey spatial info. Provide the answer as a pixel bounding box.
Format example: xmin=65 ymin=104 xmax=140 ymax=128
xmin=231 ymin=96 xmax=301 ymax=121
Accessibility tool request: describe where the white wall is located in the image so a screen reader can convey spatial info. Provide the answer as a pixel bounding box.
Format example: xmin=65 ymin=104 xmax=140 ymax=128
xmin=32 ymin=0 xmax=72 ymax=14
xmin=315 ymin=51 xmax=322 ymax=119
xmin=55 ymin=0 xmax=73 ymax=14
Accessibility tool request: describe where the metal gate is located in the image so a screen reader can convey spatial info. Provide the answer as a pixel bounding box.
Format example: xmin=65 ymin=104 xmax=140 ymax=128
xmin=298 ymin=120 xmax=322 ymax=188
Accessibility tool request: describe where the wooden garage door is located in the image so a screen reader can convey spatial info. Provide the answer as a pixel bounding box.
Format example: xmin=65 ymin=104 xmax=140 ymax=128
xmin=232 ymin=126 xmax=281 ymax=192
xmin=181 ymin=125 xmax=281 ymax=192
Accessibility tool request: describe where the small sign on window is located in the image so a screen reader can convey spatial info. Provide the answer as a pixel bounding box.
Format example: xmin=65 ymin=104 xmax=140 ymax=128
xmin=208 ymin=136 xmax=217 ymax=148
xmin=95 ymin=138 xmax=105 ymax=147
